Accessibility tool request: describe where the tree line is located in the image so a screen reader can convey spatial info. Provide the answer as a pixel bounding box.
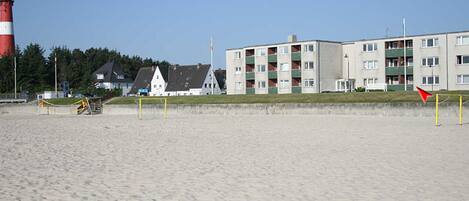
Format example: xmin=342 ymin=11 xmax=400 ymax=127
xmin=0 ymin=43 xmax=170 ymax=95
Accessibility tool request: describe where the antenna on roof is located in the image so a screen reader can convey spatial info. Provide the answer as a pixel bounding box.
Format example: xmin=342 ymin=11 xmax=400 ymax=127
xmin=210 ymin=37 xmax=215 ymax=95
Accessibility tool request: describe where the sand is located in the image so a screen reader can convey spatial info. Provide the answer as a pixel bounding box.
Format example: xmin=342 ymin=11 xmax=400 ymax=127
xmin=0 ymin=114 xmax=468 ymax=200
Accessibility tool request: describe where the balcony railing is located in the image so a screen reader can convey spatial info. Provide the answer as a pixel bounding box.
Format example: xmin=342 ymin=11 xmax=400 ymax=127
xmin=385 ymin=66 xmax=414 ymax=75
xmin=292 ymin=86 xmax=302 ymax=94
xmin=268 ymin=87 xmax=278 ymax=94
xmin=246 ymin=88 xmax=255 ymax=94
xmin=246 ymin=56 xmax=255 ymax=65
xmin=291 ymin=52 xmax=301 ymax=61
xmin=385 ymin=48 xmax=413 ymax=58
xmin=268 ymin=71 xmax=278 ymax=79
xmin=291 ymin=69 xmax=301 ymax=78
xmin=268 ymin=55 xmax=277 ymax=63
xmin=245 ymin=72 xmax=255 ymax=80
xmin=387 ymin=84 xmax=414 ymax=91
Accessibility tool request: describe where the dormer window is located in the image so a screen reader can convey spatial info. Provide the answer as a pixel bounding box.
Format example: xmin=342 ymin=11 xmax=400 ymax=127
xmin=117 ymin=75 xmax=124 ymax=80
xmin=97 ymin=74 xmax=104 ymax=80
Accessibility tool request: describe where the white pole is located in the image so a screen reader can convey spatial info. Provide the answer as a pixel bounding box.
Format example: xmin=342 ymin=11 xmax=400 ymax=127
xmin=210 ymin=37 xmax=214 ymax=95
xmin=55 ymin=53 xmax=58 ymax=98
xmin=14 ymin=56 xmax=17 ymax=99
xmin=403 ymin=18 xmax=407 ymax=91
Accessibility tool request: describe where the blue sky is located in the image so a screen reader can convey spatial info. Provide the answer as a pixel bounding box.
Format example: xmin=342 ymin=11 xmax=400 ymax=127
xmin=14 ymin=0 xmax=469 ymax=68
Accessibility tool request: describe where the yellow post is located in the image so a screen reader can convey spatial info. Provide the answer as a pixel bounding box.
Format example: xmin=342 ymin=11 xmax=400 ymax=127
xmin=164 ymin=98 xmax=168 ymax=119
xmin=435 ymin=94 xmax=439 ymax=127
xmin=460 ymin=95 xmax=463 ymax=126
xmin=138 ymin=97 xmax=142 ymax=120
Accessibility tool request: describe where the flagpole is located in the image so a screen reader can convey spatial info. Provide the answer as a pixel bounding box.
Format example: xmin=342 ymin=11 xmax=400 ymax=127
xmin=210 ymin=37 xmax=214 ymax=95
xmin=403 ymin=18 xmax=407 ymax=91
xmin=14 ymin=56 xmax=17 ymax=99
xmin=55 ymin=53 xmax=58 ymax=98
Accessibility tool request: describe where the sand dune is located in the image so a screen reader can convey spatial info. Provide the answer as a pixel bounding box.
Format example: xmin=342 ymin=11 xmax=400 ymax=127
xmin=1 ymin=114 xmax=468 ymax=200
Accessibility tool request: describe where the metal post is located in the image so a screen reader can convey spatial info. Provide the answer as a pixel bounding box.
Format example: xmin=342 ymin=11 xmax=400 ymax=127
xmin=54 ymin=53 xmax=58 ymax=98
xmin=14 ymin=56 xmax=17 ymax=99
xmin=347 ymin=59 xmax=350 ymax=92
xmin=435 ymin=94 xmax=439 ymax=127
xmin=403 ymin=18 xmax=407 ymax=91
xmin=460 ymin=95 xmax=463 ymax=126
xmin=210 ymin=37 xmax=214 ymax=95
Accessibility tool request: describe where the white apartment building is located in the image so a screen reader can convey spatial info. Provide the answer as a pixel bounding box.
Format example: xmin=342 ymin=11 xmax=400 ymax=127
xmin=226 ymin=31 xmax=469 ymax=95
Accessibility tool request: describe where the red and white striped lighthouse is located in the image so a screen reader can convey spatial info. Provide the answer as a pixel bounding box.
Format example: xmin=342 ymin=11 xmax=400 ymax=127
xmin=0 ymin=0 xmax=14 ymax=57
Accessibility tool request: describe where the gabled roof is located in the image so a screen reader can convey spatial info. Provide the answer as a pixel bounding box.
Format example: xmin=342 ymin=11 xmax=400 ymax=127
xmin=214 ymin=69 xmax=226 ymax=90
xmin=129 ymin=67 xmax=156 ymax=94
xmin=92 ymin=61 xmax=133 ymax=83
xmin=158 ymin=65 xmax=169 ymax=82
xmin=165 ymin=64 xmax=211 ymax=92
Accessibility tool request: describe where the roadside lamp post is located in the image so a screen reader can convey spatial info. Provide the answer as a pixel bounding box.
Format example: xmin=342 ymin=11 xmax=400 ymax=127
xmin=429 ymin=64 xmax=434 ymax=92
xmin=344 ymin=54 xmax=350 ymax=92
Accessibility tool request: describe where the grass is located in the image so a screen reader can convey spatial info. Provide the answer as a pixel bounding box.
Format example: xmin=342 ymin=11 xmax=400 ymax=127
xmin=105 ymin=91 xmax=469 ymax=105
xmin=45 ymin=98 xmax=83 ymax=105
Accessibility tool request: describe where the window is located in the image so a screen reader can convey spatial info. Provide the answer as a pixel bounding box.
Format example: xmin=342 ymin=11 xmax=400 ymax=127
xmin=279 ymin=46 xmax=289 ymax=54
xmin=204 ymin=83 xmax=208 ymax=88
xmin=279 ymin=80 xmax=290 ymax=88
xmin=304 ymin=44 xmax=314 ymax=52
xmin=457 ymin=55 xmax=469 ymax=64
xmin=235 ymin=67 xmax=242 ymax=74
xmin=422 ymin=76 xmax=439 ymax=85
xmin=422 ymin=38 xmax=439 ymax=48
xmin=457 ymin=36 xmax=469 ymax=45
xmin=363 ymin=78 xmax=378 ymax=86
xmin=304 ymin=79 xmax=315 ymax=87
xmin=422 ymin=57 xmax=439 ymax=67
xmin=256 ymin=64 xmax=266 ymax=72
xmin=97 ymin=74 xmax=104 ymax=80
xmin=363 ymin=60 xmax=378 ymax=69
xmin=235 ymin=82 xmax=242 ymax=90
xmin=256 ymin=49 xmax=266 ymax=56
xmin=257 ymin=81 xmax=266 ymax=89
xmin=363 ymin=43 xmax=378 ymax=52
xmin=280 ymin=63 xmax=290 ymax=71
xmin=234 ymin=51 xmax=242 ymax=59
xmin=457 ymin=75 xmax=469 ymax=84
xmin=304 ymin=61 xmax=314 ymax=70
xmin=117 ymin=75 xmax=124 ymax=80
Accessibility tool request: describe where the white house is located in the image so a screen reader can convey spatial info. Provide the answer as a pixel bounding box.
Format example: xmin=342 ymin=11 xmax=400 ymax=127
xmin=93 ymin=61 xmax=133 ymax=96
xmin=164 ymin=64 xmax=221 ymax=96
xmin=149 ymin=66 xmax=169 ymax=96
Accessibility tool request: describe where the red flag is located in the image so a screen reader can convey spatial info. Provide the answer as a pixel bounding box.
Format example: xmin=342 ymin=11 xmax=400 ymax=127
xmin=416 ymin=87 xmax=432 ymax=103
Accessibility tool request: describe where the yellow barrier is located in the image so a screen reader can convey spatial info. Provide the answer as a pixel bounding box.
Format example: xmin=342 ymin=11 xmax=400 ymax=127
xmin=435 ymin=94 xmax=466 ymax=127
xmin=137 ymin=97 xmax=168 ymax=120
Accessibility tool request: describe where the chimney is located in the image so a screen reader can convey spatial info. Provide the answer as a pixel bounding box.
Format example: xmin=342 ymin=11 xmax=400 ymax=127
xmin=0 ymin=0 xmax=15 ymax=57
xmin=288 ymin=34 xmax=297 ymax=43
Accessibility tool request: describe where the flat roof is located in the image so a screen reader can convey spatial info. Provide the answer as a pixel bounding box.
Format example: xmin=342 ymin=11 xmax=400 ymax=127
xmin=227 ymin=29 xmax=469 ymax=50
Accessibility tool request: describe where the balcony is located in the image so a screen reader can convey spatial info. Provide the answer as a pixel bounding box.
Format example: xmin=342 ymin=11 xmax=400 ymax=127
xmin=291 ymin=52 xmax=301 ymax=61
xmin=246 ymin=88 xmax=255 ymax=95
xmin=245 ymin=72 xmax=255 ymax=80
xmin=268 ymin=55 xmax=277 ymax=63
xmin=385 ymin=66 xmax=414 ymax=76
xmin=268 ymin=87 xmax=278 ymax=94
xmin=291 ymin=69 xmax=301 ymax=78
xmin=292 ymin=86 xmax=302 ymax=94
xmin=387 ymin=84 xmax=414 ymax=91
xmin=385 ymin=48 xmax=413 ymax=58
xmin=246 ymin=56 xmax=255 ymax=65
xmin=268 ymin=71 xmax=278 ymax=79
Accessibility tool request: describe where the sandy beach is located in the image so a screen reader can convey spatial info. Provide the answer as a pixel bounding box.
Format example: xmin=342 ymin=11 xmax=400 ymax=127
xmin=1 ymin=114 xmax=468 ymax=200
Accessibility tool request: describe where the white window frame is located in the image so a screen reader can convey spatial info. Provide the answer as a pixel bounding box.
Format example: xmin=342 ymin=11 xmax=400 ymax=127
xmin=280 ymin=63 xmax=290 ymax=71
xmin=235 ymin=67 xmax=242 ymax=74
xmin=363 ymin=43 xmax=378 ymax=52
xmin=421 ymin=38 xmax=439 ymax=48
xmin=304 ymin=61 xmax=314 ymax=70
xmin=97 ymin=74 xmax=104 ymax=80
xmin=421 ymin=57 xmax=439 ymax=67
xmin=363 ymin=78 xmax=378 ymax=87
xmin=257 ymin=81 xmax=266 ymax=89
xmin=255 ymin=49 xmax=266 ymax=57
xmin=457 ymin=55 xmax=469 ymax=65
xmin=363 ymin=60 xmax=378 ymax=70
xmin=422 ymin=75 xmax=440 ymax=85
xmin=303 ymin=44 xmax=314 ymax=52
xmin=457 ymin=36 xmax=469 ymax=46
xmin=279 ymin=46 xmax=289 ymax=54
xmin=256 ymin=64 xmax=266 ymax=72
xmin=279 ymin=80 xmax=290 ymax=89
xmin=304 ymin=79 xmax=315 ymax=88
xmin=457 ymin=74 xmax=469 ymax=84
xmin=234 ymin=51 xmax=242 ymax=59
